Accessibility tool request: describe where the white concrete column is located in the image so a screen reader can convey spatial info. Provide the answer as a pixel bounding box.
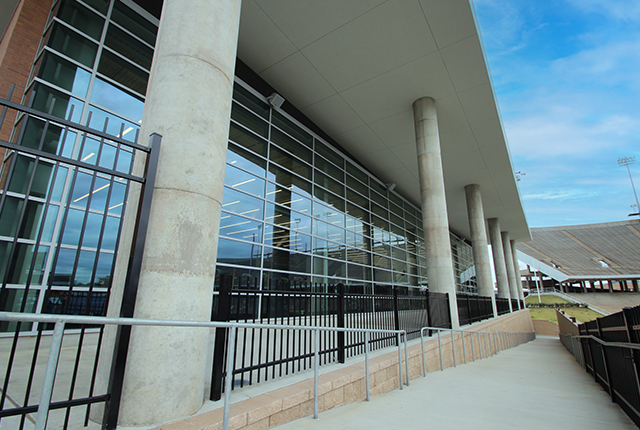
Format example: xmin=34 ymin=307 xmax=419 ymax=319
xmin=488 ymin=218 xmax=511 ymax=311
xmin=502 ymin=232 xmax=521 ymax=310
xmin=116 ymin=0 xmax=242 ymax=426
xmin=510 ymin=239 xmax=525 ymax=301
xmin=464 ymin=184 xmax=496 ymax=317
xmin=413 ymin=97 xmax=459 ymax=328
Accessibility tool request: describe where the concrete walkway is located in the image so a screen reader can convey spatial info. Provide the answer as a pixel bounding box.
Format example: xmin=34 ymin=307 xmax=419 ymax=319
xmin=275 ymin=336 xmax=636 ymax=430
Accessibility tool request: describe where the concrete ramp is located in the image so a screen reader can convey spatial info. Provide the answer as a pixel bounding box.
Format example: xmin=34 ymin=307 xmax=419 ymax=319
xmin=275 ymin=336 xmax=636 ymax=430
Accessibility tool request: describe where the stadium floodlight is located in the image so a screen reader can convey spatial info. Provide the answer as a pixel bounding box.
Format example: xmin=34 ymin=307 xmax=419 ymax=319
xmin=618 ymin=156 xmax=640 ymax=218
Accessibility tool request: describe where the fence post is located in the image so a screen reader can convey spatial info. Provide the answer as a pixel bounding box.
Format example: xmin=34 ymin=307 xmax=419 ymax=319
xmin=211 ymin=273 xmax=233 ymax=401
xmin=337 ymin=283 xmax=345 ymax=364
xmin=446 ymin=293 xmax=453 ymax=329
xmin=426 ymin=290 xmax=433 ymax=337
xmin=622 ymin=307 xmax=640 ymax=400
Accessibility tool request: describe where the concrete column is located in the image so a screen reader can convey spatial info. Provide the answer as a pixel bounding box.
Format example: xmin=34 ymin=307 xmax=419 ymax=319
xmin=116 ymin=0 xmax=242 ymax=426
xmin=502 ymin=232 xmax=520 ymax=310
xmin=510 ymin=239 xmax=524 ymax=301
xmin=464 ymin=184 xmax=496 ymax=317
xmin=413 ymin=97 xmax=459 ymax=328
xmin=488 ymin=218 xmax=511 ymax=311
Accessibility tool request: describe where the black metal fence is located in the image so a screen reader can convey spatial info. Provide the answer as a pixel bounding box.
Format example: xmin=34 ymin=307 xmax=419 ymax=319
xmin=0 ymin=86 xmax=160 ymax=430
xmin=579 ymin=306 xmax=640 ymax=427
xmin=496 ymin=297 xmax=511 ymax=315
xmin=210 ymin=274 xmax=451 ymax=400
xmin=456 ymin=294 xmax=493 ymax=326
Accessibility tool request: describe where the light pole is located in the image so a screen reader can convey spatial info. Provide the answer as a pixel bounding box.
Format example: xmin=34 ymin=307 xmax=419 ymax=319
xmin=618 ymin=156 xmax=640 ymax=218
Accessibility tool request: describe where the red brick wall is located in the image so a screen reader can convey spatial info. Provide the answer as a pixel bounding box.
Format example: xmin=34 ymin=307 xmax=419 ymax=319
xmin=0 ymin=0 xmax=52 ymax=146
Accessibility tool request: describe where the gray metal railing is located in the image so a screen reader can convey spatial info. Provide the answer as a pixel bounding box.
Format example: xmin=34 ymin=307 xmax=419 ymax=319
xmin=0 ymin=312 xmax=535 ymax=430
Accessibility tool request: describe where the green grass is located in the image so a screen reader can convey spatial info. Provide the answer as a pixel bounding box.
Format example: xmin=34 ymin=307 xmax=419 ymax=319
xmin=525 ymin=295 xmax=570 ymax=305
xmin=527 ymin=304 xmax=603 ymax=324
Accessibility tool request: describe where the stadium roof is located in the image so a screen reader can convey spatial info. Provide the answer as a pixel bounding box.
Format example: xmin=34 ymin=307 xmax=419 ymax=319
xmin=516 ymin=220 xmax=640 ymax=282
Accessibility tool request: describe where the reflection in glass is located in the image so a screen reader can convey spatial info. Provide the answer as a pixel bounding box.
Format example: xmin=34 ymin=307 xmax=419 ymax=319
xmin=231 ymin=102 xmax=268 ymax=138
xmin=0 ymin=289 xmax=38 ymax=332
xmin=229 ymin=122 xmax=267 ymax=157
xmin=61 ymin=209 xmax=85 ymax=246
xmin=75 ymin=250 xmax=96 ymax=286
xmin=264 ymin=224 xmax=310 ymax=253
xmin=263 ymin=246 xmax=311 ymax=273
xmin=83 ymin=212 xmax=103 ymax=248
xmin=94 ymin=252 xmax=114 ymax=286
xmin=90 ymin=78 xmax=144 ymax=122
xmin=313 ymin=219 xmax=345 ymax=244
xmin=266 ymin=183 xmax=311 ymax=214
xmin=47 ymin=22 xmax=98 ymax=67
xmin=313 ymin=256 xmax=345 ymax=278
xmin=214 ymin=265 xmax=260 ymax=290
xmin=30 ymin=82 xmax=83 ymax=122
xmin=313 ymin=201 xmax=344 ymax=227
xmin=224 ymin=164 xmax=265 ymax=197
xmin=107 ymin=181 xmax=127 ymax=215
xmin=216 ymin=238 xmax=261 ymax=267
xmin=227 ymin=142 xmax=266 ymax=177
xmin=53 ymin=247 xmax=76 ymax=286
xmin=37 ymin=51 xmax=91 ymax=97
xmin=263 ymin=270 xmax=311 ymax=291
xmin=222 ymin=187 xmax=264 ymax=220
xmin=104 ymin=24 xmax=153 ymax=69
xmin=86 ymin=106 xmax=139 ymax=142
xmin=0 ymin=197 xmax=23 ymax=238
xmin=101 ymin=216 xmax=121 ymax=250
xmin=220 ymin=212 xmax=263 ymax=243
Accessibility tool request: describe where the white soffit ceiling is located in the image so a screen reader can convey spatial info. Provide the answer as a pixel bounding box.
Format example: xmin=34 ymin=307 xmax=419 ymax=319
xmin=237 ymin=0 xmax=531 ymax=242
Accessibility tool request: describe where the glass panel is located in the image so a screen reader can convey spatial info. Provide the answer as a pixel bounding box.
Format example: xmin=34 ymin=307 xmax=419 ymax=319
xmin=7 ymin=244 xmax=42 ymax=284
xmin=229 ymin=122 xmax=267 ymax=156
xmin=371 ymin=191 xmax=387 ymax=208
xmin=47 ymin=22 xmax=98 ymax=67
xmin=18 ymin=201 xmax=45 ymax=240
xmin=313 ymin=219 xmax=345 ymax=244
xmin=266 ymin=183 xmax=311 ymax=215
xmin=346 ymin=188 xmax=367 ymax=209
xmin=224 ymin=164 xmax=265 ymax=197
xmin=0 ymin=289 xmax=38 ymax=332
xmin=115 ymin=149 xmax=133 ymax=174
xmin=107 ymin=180 xmax=127 ymax=215
xmin=104 ymin=24 xmax=153 ymax=69
xmin=390 ymin=202 xmax=403 ymax=217
xmin=53 ymin=247 xmax=76 ymax=285
xmin=74 ymin=250 xmax=96 ymax=286
xmin=263 ymin=270 xmax=311 ymax=291
xmin=0 ymin=242 xmax=11 ymax=283
xmin=0 ymin=197 xmax=23 ymax=238
xmin=90 ymin=77 xmax=144 ymax=122
xmin=312 ymin=238 xmax=344 ymax=260
xmin=214 ymin=265 xmax=260 ymax=290
xmin=370 ymin=180 xmax=387 ymax=196
xmin=265 ymin=203 xmax=312 ymax=234
xmin=112 ymin=0 xmax=157 ymax=45
xmin=263 ymin=246 xmax=311 ymax=273
xmin=94 ymin=252 xmax=114 ymax=287
xmin=313 ymin=256 xmax=345 ymax=278
xmin=313 ymin=201 xmax=344 ymax=227
xmin=86 ymin=106 xmax=139 ymax=141
xmin=346 ymin=231 xmax=371 ymax=251
xmin=374 ymin=269 xmax=392 ymax=283
xmin=98 ymin=50 xmax=149 ymax=96
xmin=58 ymin=0 xmax=104 ymax=40
xmin=41 ymin=205 xmax=59 ymax=242
xmin=227 ymin=142 xmax=266 ymax=177
xmin=315 ymin=141 xmax=342 ymax=168
xmin=272 ymin=111 xmax=312 ymax=147
xmin=88 ymin=177 xmax=110 ymax=212
xmin=30 ymin=82 xmax=83 ymax=122
xmin=269 ymin=146 xmax=311 ymax=179
xmin=219 ymin=212 xmax=263 ymax=243
xmin=373 ymin=254 xmax=390 ymax=269
xmin=346 ymin=161 xmax=368 ymax=184
xmin=101 ymin=216 xmax=120 ymax=250
xmin=267 ymin=165 xmax=312 ymax=197
xmin=98 ymin=143 xmax=117 ymax=170
xmin=231 ymin=102 xmax=268 ymax=138
xmin=51 ymin=166 xmax=68 ymax=202
xmin=313 ymin=187 xmax=344 ymax=211
xmin=216 ymin=238 xmax=261 ymax=267
xmin=61 ymin=208 xmax=85 ymax=246
xmin=70 ymin=171 xmax=93 ymax=209
xmin=314 ymin=170 xmax=344 ymax=196
xmin=7 ymin=156 xmax=52 ymax=197
xmin=37 ymin=51 xmax=91 ymax=97
xmin=18 ymin=118 xmax=76 ymax=156
xmin=83 ymin=0 xmax=109 ymax=14
xmin=221 ymin=187 xmax=264 ymax=220
xmin=233 ymin=85 xmax=269 ymax=119
xmin=347 ymin=263 xmax=371 ymax=281
xmin=271 ymin=128 xmax=312 ymax=163
xmin=264 ymin=224 xmax=311 ymax=253
xmin=346 ymin=207 xmax=370 ymax=229
xmin=82 ymin=212 xmax=103 ymax=248
xmin=390 ymin=212 xmax=403 ymax=228
xmin=371 ymin=203 xmax=387 ymax=220
xmin=347 ymin=247 xmax=370 ymax=265
xmin=315 ymin=155 xmax=343 ymax=182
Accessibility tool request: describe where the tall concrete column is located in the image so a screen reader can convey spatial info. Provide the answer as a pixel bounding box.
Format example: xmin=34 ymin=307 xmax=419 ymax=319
xmin=502 ymin=232 xmax=520 ymax=310
xmin=464 ymin=184 xmax=496 ymax=317
xmin=413 ymin=97 xmax=459 ymax=328
xmin=488 ymin=218 xmax=511 ymax=311
xmin=510 ymin=239 xmax=524 ymax=301
xmin=116 ymin=0 xmax=242 ymax=426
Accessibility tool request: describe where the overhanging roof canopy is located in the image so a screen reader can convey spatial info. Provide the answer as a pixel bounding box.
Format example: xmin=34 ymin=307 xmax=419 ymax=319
xmin=236 ymin=0 xmax=530 ymax=242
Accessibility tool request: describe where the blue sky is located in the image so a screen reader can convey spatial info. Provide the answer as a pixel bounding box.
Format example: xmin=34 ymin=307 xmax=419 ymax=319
xmin=473 ymin=0 xmax=640 ymax=228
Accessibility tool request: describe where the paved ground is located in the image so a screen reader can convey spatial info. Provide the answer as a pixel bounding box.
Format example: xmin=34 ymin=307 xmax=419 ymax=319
xmin=275 ymin=336 xmax=636 ymax=430
xmin=564 ymin=292 xmax=640 ymax=315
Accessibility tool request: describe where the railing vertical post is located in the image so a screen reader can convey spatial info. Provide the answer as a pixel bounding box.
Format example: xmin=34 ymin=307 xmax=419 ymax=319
xmin=365 ymin=331 xmax=370 ymax=400
xmin=446 ymin=293 xmax=452 ymax=329
xmin=211 ymin=273 xmax=233 ymax=401
xmin=393 ymin=287 xmax=400 ymax=345
xmin=222 ymin=326 xmax=237 ymax=430
xmin=470 ymin=331 xmax=475 ymax=361
xmin=622 ymin=307 xmax=640 ymax=399
xmin=451 ymin=331 xmax=456 ymax=367
xmin=396 ymin=332 xmax=404 ymax=389
xmin=35 ymin=320 xmax=65 ymax=430
xmin=337 ymin=283 xmax=345 ymax=363
xmin=314 ymin=329 xmax=319 ymax=419
xmin=420 ymin=329 xmax=427 ymax=377
xmin=437 ymin=330 xmax=443 ymax=371
xmin=426 ymin=290 xmax=433 ymax=337
xmin=403 ymin=332 xmax=410 ymax=386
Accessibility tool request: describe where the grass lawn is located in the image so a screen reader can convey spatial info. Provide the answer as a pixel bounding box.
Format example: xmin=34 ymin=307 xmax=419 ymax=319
xmin=525 ymin=295 xmax=570 ymax=305
xmin=526 ymin=299 xmax=603 ymax=324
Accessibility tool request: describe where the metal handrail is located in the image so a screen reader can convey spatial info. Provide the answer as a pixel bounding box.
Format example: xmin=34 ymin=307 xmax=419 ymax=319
xmin=0 ymin=312 xmax=409 ymax=430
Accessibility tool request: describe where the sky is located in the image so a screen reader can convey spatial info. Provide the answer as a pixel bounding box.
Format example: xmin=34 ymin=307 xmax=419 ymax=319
xmin=472 ymin=0 xmax=640 ymax=228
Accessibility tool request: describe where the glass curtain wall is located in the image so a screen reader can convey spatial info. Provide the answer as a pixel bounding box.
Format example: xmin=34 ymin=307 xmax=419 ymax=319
xmin=0 ymin=0 xmax=478 ymax=334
